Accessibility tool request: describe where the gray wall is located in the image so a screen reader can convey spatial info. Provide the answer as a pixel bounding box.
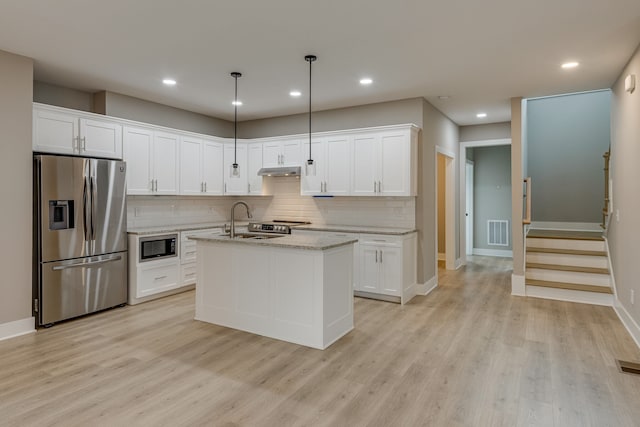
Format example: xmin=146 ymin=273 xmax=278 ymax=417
xmin=239 ymin=98 xmax=424 ymax=137
xmin=0 ymin=50 xmax=33 ymax=325
xmin=33 ymin=81 xmax=94 ymax=112
xmin=609 ymin=43 xmax=640 ymax=330
xmin=101 ymin=92 xmax=233 ymax=137
xmin=527 ymin=90 xmax=611 ymax=222
xmin=473 ymin=146 xmax=512 ymax=250
xmin=459 ymin=122 xmax=511 ymax=142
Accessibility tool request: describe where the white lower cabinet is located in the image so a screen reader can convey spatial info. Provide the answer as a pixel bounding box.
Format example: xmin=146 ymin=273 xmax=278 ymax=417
xmin=292 ymin=229 xmax=417 ymax=304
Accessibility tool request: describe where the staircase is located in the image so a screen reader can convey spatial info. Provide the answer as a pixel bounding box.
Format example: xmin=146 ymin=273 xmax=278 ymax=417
xmin=525 ymin=229 xmax=613 ymax=306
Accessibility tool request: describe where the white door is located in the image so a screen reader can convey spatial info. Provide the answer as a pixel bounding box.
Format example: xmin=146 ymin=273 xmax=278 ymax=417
xmin=80 ymin=118 xmax=122 ymax=159
xmin=466 ymin=160 xmax=474 ymax=255
xmin=223 ymin=144 xmax=248 ymax=195
xmin=180 ymin=137 xmax=203 ymax=195
xmin=153 ymin=131 xmax=179 ymax=195
xmin=379 ymin=132 xmax=408 ymax=196
xmin=262 ymin=142 xmax=282 ymax=167
xmin=202 ymin=140 xmax=224 ymax=195
xmin=300 ymin=138 xmax=325 ymax=195
xmin=33 ymin=109 xmax=78 ymax=155
xmin=247 ymin=143 xmax=263 ymax=195
xmin=359 ymin=244 xmax=380 ymax=293
xmin=325 ymin=135 xmax=351 ymax=195
xmin=352 ymin=134 xmax=378 ymax=196
xmin=123 ymin=126 xmax=153 ymax=195
xmin=281 ymin=139 xmax=301 ymax=166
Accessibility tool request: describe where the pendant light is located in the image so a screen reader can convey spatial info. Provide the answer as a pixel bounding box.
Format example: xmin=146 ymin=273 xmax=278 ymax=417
xmin=305 ymin=54 xmax=317 ymax=176
xmin=231 ymin=71 xmax=242 ymax=177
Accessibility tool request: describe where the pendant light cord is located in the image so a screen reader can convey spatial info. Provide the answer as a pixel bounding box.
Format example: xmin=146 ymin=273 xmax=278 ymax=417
xmin=231 ymin=72 xmax=241 ymax=167
xmin=305 ymin=55 xmax=316 ymax=163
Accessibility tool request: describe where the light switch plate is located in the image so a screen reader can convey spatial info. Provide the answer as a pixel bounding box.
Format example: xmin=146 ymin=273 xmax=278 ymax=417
xmin=625 ymin=74 xmax=636 ymax=93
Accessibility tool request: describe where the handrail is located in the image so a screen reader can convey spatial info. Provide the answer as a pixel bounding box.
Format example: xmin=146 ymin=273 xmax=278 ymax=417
xmin=523 ymin=177 xmax=532 ymax=225
xmin=602 ymin=150 xmax=610 ymax=229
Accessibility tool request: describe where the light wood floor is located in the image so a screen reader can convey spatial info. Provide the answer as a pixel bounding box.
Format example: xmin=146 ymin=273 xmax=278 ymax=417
xmin=2 ymin=256 xmax=640 ymax=426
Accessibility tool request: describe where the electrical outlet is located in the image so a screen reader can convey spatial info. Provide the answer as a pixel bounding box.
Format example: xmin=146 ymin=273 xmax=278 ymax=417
xmin=616 ymin=209 xmax=620 ymax=222
xmin=631 ymin=290 xmax=635 ymax=305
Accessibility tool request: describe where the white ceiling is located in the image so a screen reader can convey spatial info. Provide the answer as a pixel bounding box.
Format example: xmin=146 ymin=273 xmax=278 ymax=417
xmin=1 ymin=0 xmax=640 ymax=125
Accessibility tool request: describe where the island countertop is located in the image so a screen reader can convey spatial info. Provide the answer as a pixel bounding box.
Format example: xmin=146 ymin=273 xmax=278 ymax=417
xmin=189 ymin=232 xmax=358 ymax=251
xmin=293 ymin=224 xmax=417 ymax=235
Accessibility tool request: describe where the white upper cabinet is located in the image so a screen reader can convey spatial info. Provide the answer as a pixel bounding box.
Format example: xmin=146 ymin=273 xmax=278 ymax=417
xmin=352 ymin=127 xmax=417 ymax=197
xmin=301 ymin=135 xmax=350 ymax=196
xmin=179 ymin=136 xmax=224 ymax=196
xmin=33 ymin=104 xmax=122 ymax=159
xmin=123 ymin=126 xmax=178 ymax=195
xmin=263 ymin=138 xmax=301 ymax=167
xmin=247 ymin=143 xmax=263 ymax=195
xmin=223 ymin=143 xmax=248 ymax=195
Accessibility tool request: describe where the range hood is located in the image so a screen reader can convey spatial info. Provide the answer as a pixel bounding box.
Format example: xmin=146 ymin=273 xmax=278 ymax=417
xmin=257 ymin=166 xmax=301 ymax=177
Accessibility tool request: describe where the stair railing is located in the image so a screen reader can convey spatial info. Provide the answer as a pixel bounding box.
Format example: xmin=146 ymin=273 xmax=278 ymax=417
xmin=523 ymin=177 xmax=532 ymax=225
xmin=602 ymin=151 xmax=610 ymax=229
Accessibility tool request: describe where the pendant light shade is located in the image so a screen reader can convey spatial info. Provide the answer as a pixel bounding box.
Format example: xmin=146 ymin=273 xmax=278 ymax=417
xmin=231 ymin=71 xmax=242 ymax=177
xmin=305 ymin=55 xmax=317 ymax=177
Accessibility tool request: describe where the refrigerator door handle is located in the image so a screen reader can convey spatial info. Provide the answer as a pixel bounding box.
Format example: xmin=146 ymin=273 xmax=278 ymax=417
xmin=90 ymin=176 xmax=96 ymax=241
xmin=82 ymin=177 xmax=90 ymax=241
xmin=52 ymin=255 xmax=123 ymax=271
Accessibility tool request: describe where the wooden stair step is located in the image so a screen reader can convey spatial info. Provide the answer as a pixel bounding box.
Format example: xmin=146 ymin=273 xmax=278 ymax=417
xmin=526 ymin=262 xmax=609 ymax=275
xmin=525 ymin=279 xmax=613 ymax=294
xmin=526 ymin=247 xmax=607 ymax=257
xmin=526 ymin=229 xmax=604 ymax=241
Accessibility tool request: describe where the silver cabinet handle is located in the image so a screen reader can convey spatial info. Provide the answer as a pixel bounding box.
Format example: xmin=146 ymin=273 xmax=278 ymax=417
xmin=82 ymin=137 xmax=86 ymax=151
xmin=75 ymin=136 xmax=81 ymax=152
xmin=150 ymin=180 xmax=154 ymax=192
xmin=200 ymin=182 xmax=203 ymax=192
xmin=52 ymin=255 xmax=122 ymax=271
xmin=380 ymin=250 xmax=383 ymax=263
xmin=154 ymin=179 xmax=158 ymax=192
xmin=375 ymin=250 xmax=378 ymax=263
xmin=185 ymin=251 xmax=196 ymax=256
xmin=154 ymin=275 xmax=168 ymax=281
xmin=204 ymin=182 xmax=207 ymax=192
xmin=185 ymin=272 xmax=196 ymax=277
xmin=378 ymin=181 xmax=382 ymax=193
xmin=248 ymin=183 xmax=251 ymax=193
xmin=374 ymin=181 xmax=377 ymax=193
xmin=225 ymin=182 xmax=227 ymax=193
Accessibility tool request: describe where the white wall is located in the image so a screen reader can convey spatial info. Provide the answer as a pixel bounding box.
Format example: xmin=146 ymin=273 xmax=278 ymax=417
xmin=0 ymin=50 xmax=33 ymax=329
xmin=609 ymin=42 xmax=640 ymax=332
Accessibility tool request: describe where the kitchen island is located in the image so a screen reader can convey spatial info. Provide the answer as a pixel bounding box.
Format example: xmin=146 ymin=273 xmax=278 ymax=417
xmin=189 ymin=233 xmax=358 ymax=350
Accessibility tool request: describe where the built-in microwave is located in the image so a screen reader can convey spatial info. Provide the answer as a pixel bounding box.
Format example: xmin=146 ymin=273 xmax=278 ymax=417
xmin=139 ymin=234 xmax=177 ymax=262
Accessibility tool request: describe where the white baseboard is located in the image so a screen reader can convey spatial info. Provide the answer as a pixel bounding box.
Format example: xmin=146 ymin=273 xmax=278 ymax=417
xmin=526 ymin=285 xmax=613 ymax=306
xmin=0 ymin=317 xmax=35 ymax=342
xmin=473 ymin=248 xmax=513 ymax=258
xmin=530 ymin=221 xmax=602 ymax=231
xmin=416 ymin=276 xmax=438 ymax=296
xmin=511 ymin=274 xmax=526 ymax=296
xmin=613 ymin=298 xmax=640 ymax=350
xmin=438 ymin=253 xmax=445 ymax=261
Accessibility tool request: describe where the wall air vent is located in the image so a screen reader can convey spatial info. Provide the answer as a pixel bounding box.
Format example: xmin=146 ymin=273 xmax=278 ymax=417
xmin=487 ymin=220 xmax=509 ymax=246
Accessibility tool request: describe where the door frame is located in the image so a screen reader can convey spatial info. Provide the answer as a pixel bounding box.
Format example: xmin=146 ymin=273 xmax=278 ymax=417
xmin=458 ymin=138 xmax=511 ymax=266
xmin=435 ymin=147 xmax=456 ymax=271
xmin=465 ymin=160 xmax=474 ymax=255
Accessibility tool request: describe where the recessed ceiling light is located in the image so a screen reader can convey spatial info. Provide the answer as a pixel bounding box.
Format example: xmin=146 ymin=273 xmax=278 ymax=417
xmin=232 ymin=100 xmax=242 ymax=106
xmin=438 ymin=96 xmax=451 ymax=100
xmin=561 ymin=62 xmax=579 ymax=69
xmin=476 ymin=113 xmax=487 ymax=118
xmin=162 ymin=78 xmax=177 ymax=86
xmin=290 ymin=91 xmax=302 ymax=97
xmin=360 ymin=78 xmax=373 ymax=85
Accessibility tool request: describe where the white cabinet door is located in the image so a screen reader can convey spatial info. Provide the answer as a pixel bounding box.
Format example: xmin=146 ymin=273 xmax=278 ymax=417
xmin=359 ymin=243 xmax=380 ymax=293
xmin=247 ymin=143 xmax=263 ymax=195
xmin=80 ymin=118 xmax=122 ymax=159
xmin=123 ymin=126 xmax=153 ymax=195
xmin=300 ymin=138 xmax=326 ymax=195
xmin=202 ymin=140 xmax=224 ymax=195
xmin=379 ymin=131 xmax=409 ymax=196
xmin=352 ymin=134 xmax=378 ymax=196
xmin=325 ymin=135 xmax=351 ymax=195
xmin=223 ymin=144 xmax=248 ymax=195
xmin=282 ymin=139 xmax=301 ymax=166
xmin=153 ymin=132 xmax=179 ymax=195
xmin=180 ymin=136 xmax=203 ymax=195
xmin=379 ymin=245 xmax=402 ymax=295
xmin=263 ymin=142 xmax=281 ymax=167
xmin=33 ymin=109 xmax=78 ymax=155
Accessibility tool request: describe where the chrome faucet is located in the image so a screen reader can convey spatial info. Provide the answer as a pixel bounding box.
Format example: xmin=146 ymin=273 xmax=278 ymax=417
xmin=230 ymin=201 xmax=252 ymax=238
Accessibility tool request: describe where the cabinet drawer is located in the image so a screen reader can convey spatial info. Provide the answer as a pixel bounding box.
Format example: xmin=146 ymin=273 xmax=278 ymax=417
xmin=181 ymin=241 xmax=197 ymax=264
xmin=359 ymin=234 xmax=402 ymax=247
xmin=182 ymin=264 xmax=197 ymax=285
xmin=137 ymin=262 xmax=180 ymax=298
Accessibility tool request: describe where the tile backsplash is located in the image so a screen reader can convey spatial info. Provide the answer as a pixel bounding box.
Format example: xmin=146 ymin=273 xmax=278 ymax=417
xmin=127 ymin=176 xmax=415 ymax=229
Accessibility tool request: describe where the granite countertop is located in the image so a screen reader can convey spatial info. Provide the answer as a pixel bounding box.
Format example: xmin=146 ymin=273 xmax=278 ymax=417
xmin=127 ymin=222 xmax=249 ymax=235
xmin=293 ymin=224 xmax=417 ymax=235
xmin=189 ymin=232 xmax=358 ymax=251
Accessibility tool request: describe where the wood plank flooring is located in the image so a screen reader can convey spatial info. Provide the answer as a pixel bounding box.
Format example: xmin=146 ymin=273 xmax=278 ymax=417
xmin=2 ymin=256 xmax=640 ymax=426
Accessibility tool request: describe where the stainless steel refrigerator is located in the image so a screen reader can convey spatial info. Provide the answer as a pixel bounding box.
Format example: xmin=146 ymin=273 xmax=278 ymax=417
xmin=33 ymin=155 xmax=128 ymax=326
